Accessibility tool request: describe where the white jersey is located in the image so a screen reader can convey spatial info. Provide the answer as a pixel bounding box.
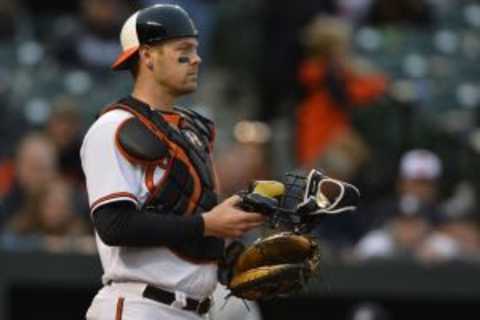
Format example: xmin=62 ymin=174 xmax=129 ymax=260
xmin=80 ymin=109 xmax=218 ymax=301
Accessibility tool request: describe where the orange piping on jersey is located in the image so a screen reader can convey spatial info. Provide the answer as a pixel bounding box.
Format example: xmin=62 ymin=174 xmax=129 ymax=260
xmin=145 ymin=165 xmax=156 ymax=194
xmin=115 ymin=297 xmax=125 ymax=320
xmin=90 ymin=192 xmax=138 ymax=213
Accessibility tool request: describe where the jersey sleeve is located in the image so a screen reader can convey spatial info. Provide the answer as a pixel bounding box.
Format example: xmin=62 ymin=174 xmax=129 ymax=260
xmin=81 ymin=117 xmax=143 ymax=213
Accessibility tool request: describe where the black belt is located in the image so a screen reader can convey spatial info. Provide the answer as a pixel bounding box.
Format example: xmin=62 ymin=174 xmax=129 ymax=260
xmin=142 ymin=285 xmax=211 ymax=315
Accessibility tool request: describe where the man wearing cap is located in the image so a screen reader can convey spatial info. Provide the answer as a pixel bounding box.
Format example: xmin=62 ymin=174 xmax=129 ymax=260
xmin=397 ymin=149 xmax=442 ymax=211
xmin=362 ymin=149 xmax=442 ymax=239
xmin=81 ymin=4 xmax=266 ymax=320
xmin=353 ymin=149 xmax=443 ymax=255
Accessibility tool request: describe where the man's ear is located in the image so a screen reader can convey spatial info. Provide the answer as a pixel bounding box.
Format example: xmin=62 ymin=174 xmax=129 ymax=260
xmin=139 ymin=46 xmax=154 ymax=70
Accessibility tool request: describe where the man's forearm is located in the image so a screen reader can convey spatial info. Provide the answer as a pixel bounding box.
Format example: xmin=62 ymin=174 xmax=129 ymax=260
xmin=93 ymin=201 xmax=205 ymax=247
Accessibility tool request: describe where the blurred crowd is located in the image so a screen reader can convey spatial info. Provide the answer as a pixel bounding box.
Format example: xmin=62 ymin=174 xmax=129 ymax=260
xmin=0 ymin=0 xmax=479 ymax=266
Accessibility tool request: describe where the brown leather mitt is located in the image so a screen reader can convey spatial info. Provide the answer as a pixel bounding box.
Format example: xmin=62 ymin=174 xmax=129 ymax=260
xmin=225 ymin=232 xmax=320 ymax=301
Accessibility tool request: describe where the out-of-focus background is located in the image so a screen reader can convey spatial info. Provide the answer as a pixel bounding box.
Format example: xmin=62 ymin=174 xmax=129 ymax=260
xmin=1 ymin=0 xmax=480 ymax=319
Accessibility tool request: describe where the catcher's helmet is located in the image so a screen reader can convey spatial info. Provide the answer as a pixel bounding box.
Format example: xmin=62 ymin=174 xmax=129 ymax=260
xmin=112 ymin=4 xmax=198 ymax=71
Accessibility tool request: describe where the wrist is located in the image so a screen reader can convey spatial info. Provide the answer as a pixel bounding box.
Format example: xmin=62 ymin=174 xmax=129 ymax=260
xmin=191 ymin=214 xmax=206 ymax=238
xmin=201 ymin=210 xmax=214 ymax=237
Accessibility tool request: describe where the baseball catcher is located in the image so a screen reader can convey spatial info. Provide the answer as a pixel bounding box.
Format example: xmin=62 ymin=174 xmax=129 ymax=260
xmin=218 ymin=169 xmax=360 ymax=301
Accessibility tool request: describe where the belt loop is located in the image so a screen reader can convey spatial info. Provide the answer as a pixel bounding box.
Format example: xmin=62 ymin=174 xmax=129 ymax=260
xmin=172 ymin=291 xmax=187 ymax=309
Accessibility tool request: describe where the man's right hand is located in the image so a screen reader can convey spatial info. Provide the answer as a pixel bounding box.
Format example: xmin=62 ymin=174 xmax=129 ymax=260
xmin=202 ymin=195 xmax=266 ymax=239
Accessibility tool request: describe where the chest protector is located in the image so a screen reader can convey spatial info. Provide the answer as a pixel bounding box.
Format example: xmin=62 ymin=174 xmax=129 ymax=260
xmin=105 ymin=96 xmax=218 ymax=214
xmin=102 ymin=96 xmax=223 ymax=262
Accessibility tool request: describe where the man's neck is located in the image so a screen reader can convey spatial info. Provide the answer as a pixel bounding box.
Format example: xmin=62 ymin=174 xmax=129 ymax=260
xmin=132 ymin=80 xmax=175 ymax=112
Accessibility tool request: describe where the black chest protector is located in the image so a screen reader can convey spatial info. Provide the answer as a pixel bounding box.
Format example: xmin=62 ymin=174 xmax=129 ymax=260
xmin=107 ymin=96 xmax=218 ymax=214
xmin=103 ymin=96 xmax=223 ymax=262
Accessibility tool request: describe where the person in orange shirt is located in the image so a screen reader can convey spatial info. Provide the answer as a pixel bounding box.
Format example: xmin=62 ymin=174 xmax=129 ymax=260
xmin=296 ymin=16 xmax=388 ymax=180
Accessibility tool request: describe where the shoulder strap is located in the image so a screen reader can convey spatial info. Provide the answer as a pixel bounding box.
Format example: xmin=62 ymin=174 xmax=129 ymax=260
xmin=174 ymin=106 xmax=216 ymax=144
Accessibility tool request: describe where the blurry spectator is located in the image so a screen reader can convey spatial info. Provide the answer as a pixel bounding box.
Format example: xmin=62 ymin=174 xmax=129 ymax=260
xmin=215 ymin=143 xmax=269 ymax=196
xmin=215 ymin=120 xmax=272 ymax=198
xmin=363 ymin=149 xmax=444 ymax=233
xmin=51 ymin=0 xmax=131 ymax=70
xmin=358 ymin=174 xmax=480 ymax=263
xmin=418 ymin=211 xmax=480 ymax=263
xmin=45 ymin=96 xmax=85 ymax=185
xmin=365 ymin=0 xmax=434 ymax=27
xmin=353 ymin=149 xmax=447 ymax=260
xmin=418 ymin=216 xmax=480 ymax=262
xmin=398 ymin=149 xmax=442 ymax=208
xmin=257 ymin=0 xmax=336 ymax=122
xmin=354 ymin=204 xmax=431 ymax=260
xmin=295 ymin=15 xmax=388 ymax=181
xmin=0 ymin=133 xmax=58 ymax=228
xmin=2 ymin=178 xmax=94 ymax=253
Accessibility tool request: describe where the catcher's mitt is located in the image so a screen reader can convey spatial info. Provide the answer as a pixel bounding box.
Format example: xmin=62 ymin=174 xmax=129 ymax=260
xmin=218 ymin=169 xmax=359 ymax=301
xmin=226 ymin=232 xmax=319 ymax=301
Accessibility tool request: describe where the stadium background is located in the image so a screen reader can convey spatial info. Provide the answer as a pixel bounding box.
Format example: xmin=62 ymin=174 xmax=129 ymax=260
xmin=1 ymin=0 xmax=480 ymax=319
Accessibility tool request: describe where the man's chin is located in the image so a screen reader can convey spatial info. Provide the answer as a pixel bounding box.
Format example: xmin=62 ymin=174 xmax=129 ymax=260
xmin=175 ymin=84 xmax=197 ymax=96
